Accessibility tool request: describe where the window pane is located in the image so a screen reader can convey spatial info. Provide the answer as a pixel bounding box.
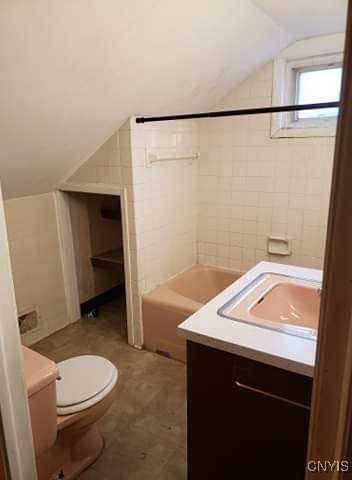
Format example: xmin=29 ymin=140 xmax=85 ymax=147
xmin=297 ymin=67 xmax=342 ymax=119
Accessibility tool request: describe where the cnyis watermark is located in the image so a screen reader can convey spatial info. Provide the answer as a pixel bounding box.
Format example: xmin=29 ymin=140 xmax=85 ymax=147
xmin=307 ymin=460 xmax=350 ymax=473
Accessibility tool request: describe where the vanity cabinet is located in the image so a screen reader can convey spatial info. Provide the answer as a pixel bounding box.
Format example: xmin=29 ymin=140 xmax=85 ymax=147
xmin=187 ymin=341 xmax=312 ymax=480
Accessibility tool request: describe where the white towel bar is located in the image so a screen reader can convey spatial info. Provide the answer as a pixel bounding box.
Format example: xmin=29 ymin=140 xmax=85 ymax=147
xmin=147 ymin=152 xmax=199 ymax=166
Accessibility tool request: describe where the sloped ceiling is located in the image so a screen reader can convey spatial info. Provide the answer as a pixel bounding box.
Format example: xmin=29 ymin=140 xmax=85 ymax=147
xmin=0 ymin=0 xmax=348 ymax=199
xmin=252 ymin=0 xmax=347 ymax=37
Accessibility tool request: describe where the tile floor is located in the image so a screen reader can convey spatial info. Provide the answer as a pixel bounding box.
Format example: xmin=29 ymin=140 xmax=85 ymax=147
xmin=33 ymin=297 xmax=187 ymax=479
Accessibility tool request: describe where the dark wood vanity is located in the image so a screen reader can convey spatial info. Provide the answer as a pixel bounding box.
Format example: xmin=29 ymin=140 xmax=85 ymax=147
xmin=187 ymin=340 xmax=313 ymax=480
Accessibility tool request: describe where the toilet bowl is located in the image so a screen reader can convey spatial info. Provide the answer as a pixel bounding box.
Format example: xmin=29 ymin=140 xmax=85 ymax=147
xmin=56 ymin=355 xmax=118 ymax=415
xmin=23 ymin=347 xmax=118 ymax=480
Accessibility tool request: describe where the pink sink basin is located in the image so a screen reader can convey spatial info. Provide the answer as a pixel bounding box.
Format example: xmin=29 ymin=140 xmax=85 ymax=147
xmin=251 ymin=283 xmax=320 ymax=329
xmin=219 ymin=273 xmax=321 ymax=340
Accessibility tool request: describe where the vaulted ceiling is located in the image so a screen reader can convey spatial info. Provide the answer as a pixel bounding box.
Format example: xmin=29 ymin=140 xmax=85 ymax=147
xmin=0 ymin=0 xmax=347 ymax=199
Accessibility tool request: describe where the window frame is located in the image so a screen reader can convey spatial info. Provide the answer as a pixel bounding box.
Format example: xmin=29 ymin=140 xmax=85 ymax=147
xmin=271 ymin=35 xmax=344 ymax=138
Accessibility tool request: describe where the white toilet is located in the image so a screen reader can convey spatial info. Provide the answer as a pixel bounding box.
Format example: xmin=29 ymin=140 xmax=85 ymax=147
xmin=56 ymin=355 xmax=118 ymax=415
xmin=23 ymin=347 xmax=118 ymax=480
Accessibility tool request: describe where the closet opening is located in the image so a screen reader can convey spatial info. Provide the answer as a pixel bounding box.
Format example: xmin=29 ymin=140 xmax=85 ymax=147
xmin=67 ymin=191 xmax=127 ymax=341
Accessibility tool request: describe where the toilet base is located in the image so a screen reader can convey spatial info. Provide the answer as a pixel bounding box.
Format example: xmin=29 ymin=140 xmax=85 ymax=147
xmin=37 ymin=424 xmax=104 ymax=480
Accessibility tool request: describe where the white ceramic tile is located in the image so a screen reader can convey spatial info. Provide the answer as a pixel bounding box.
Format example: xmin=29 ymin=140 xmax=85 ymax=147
xmin=5 ymin=193 xmax=69 ymax=345
xmin=197 ymin=62 xmax=334 ymax=272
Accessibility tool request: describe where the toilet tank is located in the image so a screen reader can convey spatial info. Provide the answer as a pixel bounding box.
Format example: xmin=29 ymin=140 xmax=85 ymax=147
xmin=22 ymin=347 xmax=59 ymax=457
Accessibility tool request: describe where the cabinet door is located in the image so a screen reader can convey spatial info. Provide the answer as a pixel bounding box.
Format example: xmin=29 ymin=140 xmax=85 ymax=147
xmin=187 ymin=341 xmax=312 ymax=480
xmin=187 ymin=341 xmax=236 ymax=479
xmin=232 ymin=378 xmax=310 ymax=479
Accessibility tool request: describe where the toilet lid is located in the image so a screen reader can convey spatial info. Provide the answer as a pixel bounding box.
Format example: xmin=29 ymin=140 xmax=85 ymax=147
xmin=56 ymin=355 xmax=116 ymax=407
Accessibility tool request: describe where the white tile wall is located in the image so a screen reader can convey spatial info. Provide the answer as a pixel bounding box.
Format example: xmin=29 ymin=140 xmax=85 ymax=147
xmin=129 ymin=119 xmax=199 ymax=293
xmin=197 ymin=62 xmax=335 ymax=271
xmin=67 ymin=118 xmax=199 ymax=345
xmin=4 ymin=193 xmax=69 ymax=344
xmin=68 ymin=130 xmax=124 ymax=186
xmin=67 ymin=121 xmax=147 ymax=343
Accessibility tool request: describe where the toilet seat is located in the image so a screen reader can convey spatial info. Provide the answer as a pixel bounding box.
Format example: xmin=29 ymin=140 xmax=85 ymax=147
xmin=56 ymin=355 xmax=118 ymax=416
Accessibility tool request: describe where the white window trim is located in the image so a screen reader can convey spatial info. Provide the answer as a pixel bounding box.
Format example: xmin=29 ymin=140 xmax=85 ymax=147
xmin=271 ymin=34 xmax=345 ymax=138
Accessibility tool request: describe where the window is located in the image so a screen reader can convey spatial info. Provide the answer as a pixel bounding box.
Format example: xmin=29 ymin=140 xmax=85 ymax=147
xmin=295 ymin=65 xmax=342 ymax=120
xmin=271 ymin=35 xmax=345 ymax=138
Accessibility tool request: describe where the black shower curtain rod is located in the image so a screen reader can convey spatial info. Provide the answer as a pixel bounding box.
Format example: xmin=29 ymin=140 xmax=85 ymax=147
xmin=135 ymin=101 xmax=340 ymax=124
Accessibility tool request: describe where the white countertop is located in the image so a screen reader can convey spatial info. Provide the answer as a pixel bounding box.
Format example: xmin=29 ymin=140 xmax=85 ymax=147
xmin=178 ymin=261 xmax=322 ymax=377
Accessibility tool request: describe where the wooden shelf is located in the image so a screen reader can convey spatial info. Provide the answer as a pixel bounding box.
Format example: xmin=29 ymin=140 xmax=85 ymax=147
xmin=91 ymin=248 xmax=124 ymax=268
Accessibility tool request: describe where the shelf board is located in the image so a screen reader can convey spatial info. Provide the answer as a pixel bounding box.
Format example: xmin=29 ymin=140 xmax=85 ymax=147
xmin=91 ymin=248 xmax=124 ymax=268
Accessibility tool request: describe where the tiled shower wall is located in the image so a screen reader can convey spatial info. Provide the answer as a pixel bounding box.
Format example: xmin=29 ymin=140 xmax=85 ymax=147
xmin=129 ymin=119 xmax=199 ymax=294
xmin=197 ymin=62 xmax=335 ymax=271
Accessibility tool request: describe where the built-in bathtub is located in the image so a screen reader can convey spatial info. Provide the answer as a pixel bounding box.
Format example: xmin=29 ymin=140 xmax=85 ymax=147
xmin=142 ymin=264 xmax=241 ymax=362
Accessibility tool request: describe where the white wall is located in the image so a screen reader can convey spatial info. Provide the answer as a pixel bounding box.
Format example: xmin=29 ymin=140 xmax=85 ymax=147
xmin=4 ymin=193 xmax=69 ymax=345
xmin=197 ymin=62 xmax=335 ymax=271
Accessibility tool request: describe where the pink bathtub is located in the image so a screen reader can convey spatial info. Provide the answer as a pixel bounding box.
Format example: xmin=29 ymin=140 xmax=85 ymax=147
xmin=142 ymin=265 xmax=241 ymax=362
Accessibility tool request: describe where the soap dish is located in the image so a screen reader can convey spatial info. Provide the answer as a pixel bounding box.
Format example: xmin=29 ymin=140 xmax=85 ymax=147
xmin=267 ymin=235 xmax=292 ymax=256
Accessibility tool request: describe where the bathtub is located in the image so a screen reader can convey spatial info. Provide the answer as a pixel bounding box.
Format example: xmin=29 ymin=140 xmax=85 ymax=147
xmin=142 ymin=264 xmax=241 ymax=362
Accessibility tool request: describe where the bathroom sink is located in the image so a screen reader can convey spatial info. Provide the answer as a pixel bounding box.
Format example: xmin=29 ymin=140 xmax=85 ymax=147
xmin=218 ymin=273 xmax=321 ymax=340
